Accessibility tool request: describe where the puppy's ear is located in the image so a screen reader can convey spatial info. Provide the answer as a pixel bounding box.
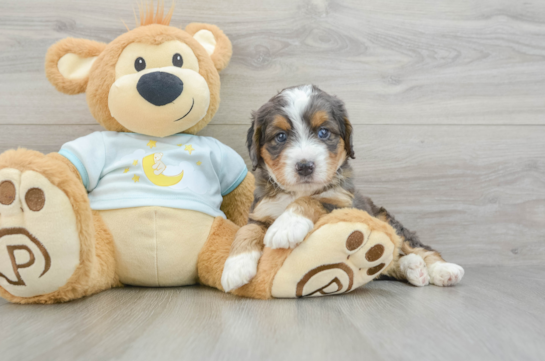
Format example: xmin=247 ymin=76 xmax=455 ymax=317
xmin=342 ymin=117 xmax=355 ymax=159
xmin=185 ymin=23 xmax=233 ymax=72
xmin=45 ymin=38 xmax=106 ymax=95
xmin=331 ymin=94 xmax=355 ymax=159
xmin=247 ymin=111 xmax=262 ymax=171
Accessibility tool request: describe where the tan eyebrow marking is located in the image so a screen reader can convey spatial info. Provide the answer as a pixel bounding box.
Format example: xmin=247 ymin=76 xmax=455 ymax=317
xmin=271 ymin=115 xmax=291 ymax=131
xmin=310 ymin=110 xmax=329 ymax=128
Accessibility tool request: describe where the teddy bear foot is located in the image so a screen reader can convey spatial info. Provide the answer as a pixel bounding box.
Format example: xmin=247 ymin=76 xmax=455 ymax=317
xmin=0 ymin=150 xmax=118 ymax=303
xmin=270 ymin=210 xmax=398 ymax=298
xmin=0 ymin=167 xmax=83 ymax=301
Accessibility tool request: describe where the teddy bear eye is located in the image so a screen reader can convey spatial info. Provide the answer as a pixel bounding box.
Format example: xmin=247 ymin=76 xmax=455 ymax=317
xmin=172 ymin=53 xmax=183 ymax=67
xmin=134 ymin=57 xmax=146 ymax=72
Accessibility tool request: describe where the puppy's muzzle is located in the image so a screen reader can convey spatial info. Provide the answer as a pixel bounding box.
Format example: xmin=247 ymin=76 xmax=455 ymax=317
xmin=137 ymin=71 xmax=184 ymax=106
xmin=296 ymin=161 xmax=315 ymax=176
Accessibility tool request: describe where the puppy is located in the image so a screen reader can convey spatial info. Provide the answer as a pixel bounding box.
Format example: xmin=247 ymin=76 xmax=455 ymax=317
xmin=221 ymin=85 xmax=464 ymax=292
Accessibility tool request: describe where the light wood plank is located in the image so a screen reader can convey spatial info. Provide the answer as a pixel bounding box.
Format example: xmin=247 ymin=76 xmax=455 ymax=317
xmin=0 ymin=266 xmax=544 ymax=361
xmin=1 ymin=0 xmax=545 ymax=125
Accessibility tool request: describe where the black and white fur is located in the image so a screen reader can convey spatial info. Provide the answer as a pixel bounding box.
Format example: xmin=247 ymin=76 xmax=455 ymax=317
xmin=220 ymin=85 xmax=464 ymax=291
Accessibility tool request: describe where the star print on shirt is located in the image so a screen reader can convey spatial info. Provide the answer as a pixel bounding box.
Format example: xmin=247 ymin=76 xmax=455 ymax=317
xmin=132 ymin=175 xmax=140 ymax=183
xmin=123 ymin=168 xmax=129 ymax=173
xmin=147 ymin=140 xmax=157 ymax=149
xmin=133 ymin=160 xmax=138 ymax=166
xmin=184 ymin=144 xmax=195 ymax=155
xmin=196 ymin=161 xmax=202 ymax=166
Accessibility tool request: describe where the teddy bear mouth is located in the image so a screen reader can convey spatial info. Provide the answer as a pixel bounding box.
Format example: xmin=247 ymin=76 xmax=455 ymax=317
xmin=174 ymin=98 xmax=195 ymax=122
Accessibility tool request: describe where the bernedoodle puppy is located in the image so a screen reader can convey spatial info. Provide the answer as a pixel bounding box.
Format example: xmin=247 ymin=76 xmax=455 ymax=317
xmin=221 ymin=85 xmax=464 ymax=292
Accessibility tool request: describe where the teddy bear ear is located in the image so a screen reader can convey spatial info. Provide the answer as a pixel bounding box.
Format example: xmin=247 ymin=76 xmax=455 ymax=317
xmin=45 ymin=38 xmax=107 ymax=95
xmin=185 ymin=23 xmax=233 ymax=72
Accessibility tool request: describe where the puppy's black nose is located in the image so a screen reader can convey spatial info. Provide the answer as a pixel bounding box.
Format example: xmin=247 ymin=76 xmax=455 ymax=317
xmin=136 ymin=72 xmax=183 ymax=106
xmin=296 ymin=161 xmax=315 ymax=176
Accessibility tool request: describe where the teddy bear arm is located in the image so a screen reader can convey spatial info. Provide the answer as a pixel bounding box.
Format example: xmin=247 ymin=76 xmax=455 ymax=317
xmin=47 ymin=152 xmax=83 ymax=182
xmin=220 ymin=172 xmax=255 ymax=227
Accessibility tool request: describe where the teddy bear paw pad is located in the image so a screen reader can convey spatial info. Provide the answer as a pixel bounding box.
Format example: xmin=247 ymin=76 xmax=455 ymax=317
xmin=0 ymin=168 xmax=80 ymax=298
xmin=271 ymin=221 xmax=395 ymax=298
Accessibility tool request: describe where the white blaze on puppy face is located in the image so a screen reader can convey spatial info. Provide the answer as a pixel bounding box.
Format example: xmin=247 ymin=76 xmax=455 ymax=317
xmin=280 ymin=85 xmax=330 ymax=191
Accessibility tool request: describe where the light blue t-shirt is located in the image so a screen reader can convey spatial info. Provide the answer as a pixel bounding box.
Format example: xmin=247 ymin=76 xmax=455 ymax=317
xmin=59 ymin=131 xmax=248 ymax=218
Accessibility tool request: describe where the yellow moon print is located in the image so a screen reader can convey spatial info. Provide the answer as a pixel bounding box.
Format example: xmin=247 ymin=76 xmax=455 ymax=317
xmin=142 ymin=154 xmax=184 ymax=187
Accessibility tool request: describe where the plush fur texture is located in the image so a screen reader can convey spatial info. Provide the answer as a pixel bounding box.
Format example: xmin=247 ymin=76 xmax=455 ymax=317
xmin=0 ymin=149 xmax=250 ymax=304
xmin=45 ymin=38 xmax=107 ymax=95
xmin=232 ymin=247 xmax=292 ymax=299
xmin=85 ymin=24 xmax=224 ymax=134
xmin=197 ymin=216 xmax=239 ymax=291
xmin=48 ymin=152 xmax=82 ymax=179
xmin=234 ymin=85 xmax=463 ymax=288
xmin=136 ymin=0 xmax=175 ymax=27
xmin=2 ymin=6 xmax=247 ymax=304
xmin=221 ymin=85 xmax=359 ymax=289
xmin=0 ymin=149 xmax=119 ymax=304
xmin=44 ymin=23 xmax=231 ymax=136
xmin=185 ymin=23 xmax=233 ymax=72
xmin=220 ymin=208 xmax=401 ymax=300
xmin=197 ymin=216 xmax=292 ymax=300
xmin=2 ymin=9 xmax=405 ymax=303
xmin=229 ymin=224 xmax=266 ymax=257
xmin=220 ymin=172 xmax=255 ymax=227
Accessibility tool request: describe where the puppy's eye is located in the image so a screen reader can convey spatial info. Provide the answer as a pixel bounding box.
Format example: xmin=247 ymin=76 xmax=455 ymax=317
xmin=275 ymin=132 xmax=287 ymax=143
xmin=134 ymin=57 xmax=146 ymax=72
xmin=318 ymin=128 xmax=330 ymax=140
xmin=172 ymin=53 xmax=184 ymax=67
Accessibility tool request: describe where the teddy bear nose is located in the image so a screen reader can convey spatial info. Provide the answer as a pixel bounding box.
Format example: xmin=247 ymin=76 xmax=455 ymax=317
xmin=136 ymin=71 xmax=184 ymax=106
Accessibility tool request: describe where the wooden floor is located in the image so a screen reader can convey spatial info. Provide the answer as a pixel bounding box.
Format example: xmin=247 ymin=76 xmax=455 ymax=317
xmin=0 ymin=0 xmax=544 ymax=360
xmin=1 ymin=267 xmax=544 ymax=361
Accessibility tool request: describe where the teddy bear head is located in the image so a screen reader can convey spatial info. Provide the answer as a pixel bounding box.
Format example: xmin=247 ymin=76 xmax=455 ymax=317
xmin=45 ymin=3 xmax=232 ymax=137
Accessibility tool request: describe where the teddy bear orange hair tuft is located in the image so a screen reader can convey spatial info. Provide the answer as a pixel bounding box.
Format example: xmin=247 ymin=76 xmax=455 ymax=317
xmin=134 ymin=0 xmax=175 ymax=27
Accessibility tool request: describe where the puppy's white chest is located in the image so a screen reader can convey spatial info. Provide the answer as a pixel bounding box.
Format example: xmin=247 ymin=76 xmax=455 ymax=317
xmin=252 ymin=193 xmax=296 ymax=220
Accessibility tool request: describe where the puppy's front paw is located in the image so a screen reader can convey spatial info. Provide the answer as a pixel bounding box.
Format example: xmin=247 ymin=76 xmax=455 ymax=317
xmin=428 ymin=262 xmax=464 ymax=286
xmin=221 ymin=251 xmax=262 ymax=292
xmin=264 ymin=210 xmax=314 ymax=249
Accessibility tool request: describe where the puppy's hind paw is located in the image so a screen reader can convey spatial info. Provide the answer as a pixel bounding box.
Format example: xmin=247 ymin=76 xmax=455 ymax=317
xmin=429 ymin=262 xmax=464 ymax=287
xmin=221 ymin=251 xmax=262 ymax=292
xmin=399 ymin=254 xmax=429 ymax=287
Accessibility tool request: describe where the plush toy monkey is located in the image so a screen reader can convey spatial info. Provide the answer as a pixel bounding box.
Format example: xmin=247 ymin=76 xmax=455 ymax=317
xmin=0 ymin=3 xmax=399 ymax=303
